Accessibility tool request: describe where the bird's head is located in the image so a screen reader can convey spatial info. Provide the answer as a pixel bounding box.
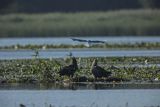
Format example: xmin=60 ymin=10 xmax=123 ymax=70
xmin=72 ymin=57 xmax=78 ymax=69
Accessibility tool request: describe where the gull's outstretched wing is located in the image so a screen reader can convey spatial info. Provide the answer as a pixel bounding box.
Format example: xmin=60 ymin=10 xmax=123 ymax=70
xmin=71 ymin=38 xmax=105 ymax=43
xmin=71 ymin=38 xmax=88 ymax=42
xmin=88 ymin=40 xmax=105 ymax=43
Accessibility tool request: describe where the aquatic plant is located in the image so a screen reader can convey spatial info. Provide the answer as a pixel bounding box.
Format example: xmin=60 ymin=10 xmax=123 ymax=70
xmin=0 ymin=42 xmax=160 ymax=50
xmin=0 ymin=57 xmax=160 ymax=83
xmin=17 ymin=102 xmax=160 ymax=107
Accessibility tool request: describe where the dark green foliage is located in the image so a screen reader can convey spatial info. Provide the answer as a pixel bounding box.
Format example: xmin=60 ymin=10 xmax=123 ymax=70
xmin=0 ymin=10 xmax=160 ymax=37
xmin=0 ymin=0 xmax=160 ymax=13
xmin=0 ymin=57 xmax=160 ymax=83
xmin=0 ymin=0 xmax=15 ymax=10
xmin=139 ymin=0 xmax=160 ymax=8
xmin=39 ymin=60 xmax=55 ymax=82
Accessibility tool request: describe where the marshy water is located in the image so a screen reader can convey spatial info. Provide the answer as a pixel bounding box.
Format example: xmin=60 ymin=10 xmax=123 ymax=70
xmin=0 ymin=36 xmax=160 ymax=107
xmin=0 ymin=36 xmax=160 ymax=59
xmin=0 ymin=83 xmax=160 ymax=107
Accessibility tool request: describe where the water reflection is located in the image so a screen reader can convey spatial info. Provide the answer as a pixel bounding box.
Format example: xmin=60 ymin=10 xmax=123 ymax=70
xmin=0 ymin=83 xmax=160 ymax=90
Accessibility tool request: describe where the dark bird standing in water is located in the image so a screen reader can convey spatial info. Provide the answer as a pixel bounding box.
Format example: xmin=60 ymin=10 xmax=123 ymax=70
xmin=31 ymin=49 xmax=39 ymax=58
xmin=19 ymin=104 xmax=26 ymax=107
xmin=91 ymin=59 xmax=112 ymax=79
xmin=59 ymin=57 xmax=78 ymax=77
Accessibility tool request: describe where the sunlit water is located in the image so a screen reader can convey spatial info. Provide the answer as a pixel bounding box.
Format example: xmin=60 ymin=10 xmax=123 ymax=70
xmin=1 ymin=36 xmax=160 ymax=59
xmin=0 ymin=36 xmax=160 ymax=46
xmin=0 ymin=83 xmax=160 ymax=107
xmin=0 ymin=49 xmax=160 ymax=59
xmin=1 ymin=37 xmax=160 ymax=107
xmin=0 ymin=89 xmax=160 ymax=107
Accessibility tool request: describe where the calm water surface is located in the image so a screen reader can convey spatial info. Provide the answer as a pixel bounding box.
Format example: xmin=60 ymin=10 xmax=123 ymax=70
xmin=0 ymin=83 xmax=160 ymax=107
xmin=0 ymin=36 xmax=160 ymax=46
xmin=0 ymin=49 xmax=160 ymax=59
xmin=0 ymin=89 xmax=160 ymax=107
xmin=1 ymin=36 xmax=160 ymax=59
xmin=1 ymin=37 xmax=160 ymax=107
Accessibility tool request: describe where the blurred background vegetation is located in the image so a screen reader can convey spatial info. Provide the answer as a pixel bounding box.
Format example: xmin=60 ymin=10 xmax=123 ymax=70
xmin=1 ymin=0 xmax=160 ymax=13
xmin=0 ymin=0 xmax=160 ymax=37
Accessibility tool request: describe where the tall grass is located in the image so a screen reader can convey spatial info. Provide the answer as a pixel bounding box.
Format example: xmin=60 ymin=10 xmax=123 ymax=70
xmin=0 ymin=9 xmax=160 ymax=37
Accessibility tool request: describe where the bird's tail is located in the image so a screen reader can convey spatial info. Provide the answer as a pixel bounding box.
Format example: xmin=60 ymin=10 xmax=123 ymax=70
xmin=103 ymin=71 xmax=112 ymax=77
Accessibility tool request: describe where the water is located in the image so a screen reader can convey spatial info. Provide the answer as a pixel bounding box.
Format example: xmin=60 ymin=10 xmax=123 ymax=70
xmin=0 ymin=89 xmax=160 ymax=107
xmin=1 ymin=36 xmax=160 ymax=59
xmin=0 ymin=49 xmax=160 ymax=59
xmin=1 ymin=37 xmax=160 ymax=107
xmin=0 ymin=36 xmax=160 ymax=46
xmin=0 ymin=83 xmax=160 ymax=107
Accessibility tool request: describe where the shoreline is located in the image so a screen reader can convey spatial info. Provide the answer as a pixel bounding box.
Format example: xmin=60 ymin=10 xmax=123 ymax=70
xmin=0 ymin=42 xmax=160 ymax=50
xmin=1 ymin=82 xmax=160 ymax=90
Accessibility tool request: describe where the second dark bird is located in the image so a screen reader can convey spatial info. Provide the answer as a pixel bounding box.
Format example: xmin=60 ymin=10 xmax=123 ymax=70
xmin=91 ymin=59 xmax=112 ymax=79
xmin=59 ymin=57 xmax=78 ymax=77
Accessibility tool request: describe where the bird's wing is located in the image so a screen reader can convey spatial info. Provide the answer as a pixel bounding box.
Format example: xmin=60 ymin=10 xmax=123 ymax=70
xmin=71 ymin=38 xmax=106 ymax=43
xmin=59 ymin=66 xmax=70 ymax=75
xmin=96 ymin=66 xmax=111 ymax=76
xmin=71 ymin=38 xmax=88 ymax=42
xmin=61 ymin=65 xmax=75 ymax=71
xmin=88 ymin=40 xmax=106 ymax=43
xmin=96 ymin=66 xmax=106 ymax=72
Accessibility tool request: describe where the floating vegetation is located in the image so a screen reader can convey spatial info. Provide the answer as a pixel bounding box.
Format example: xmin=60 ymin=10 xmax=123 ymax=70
xmin=0 ymin=57 xmax=160 ymax=84
xmin=17 ymin=103 xmax=160 ymax=107
xmin=0 ymin=42 xmax=160 ymax=50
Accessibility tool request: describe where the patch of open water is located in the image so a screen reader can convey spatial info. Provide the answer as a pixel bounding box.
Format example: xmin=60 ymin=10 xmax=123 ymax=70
xmin=0 ymin=36 xmax=160 ymax=46
xmin=0 ymin=49 xmax=160 ymax=59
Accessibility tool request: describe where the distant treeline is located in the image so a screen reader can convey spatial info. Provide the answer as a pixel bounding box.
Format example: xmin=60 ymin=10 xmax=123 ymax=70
xmin=0 ymin=0 xmax=160 ymax=13
xmin=1 ymin=10 xmax=160 ymax=37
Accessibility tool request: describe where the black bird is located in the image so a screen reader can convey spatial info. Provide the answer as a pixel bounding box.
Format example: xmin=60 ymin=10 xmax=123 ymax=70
xmin=91 ymin=59 xmax=112 ymax=79
xmin=19 ymin=104 xmax=26 ymax=107
xmin=59 ymin=57 xmax=78 ymax=77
